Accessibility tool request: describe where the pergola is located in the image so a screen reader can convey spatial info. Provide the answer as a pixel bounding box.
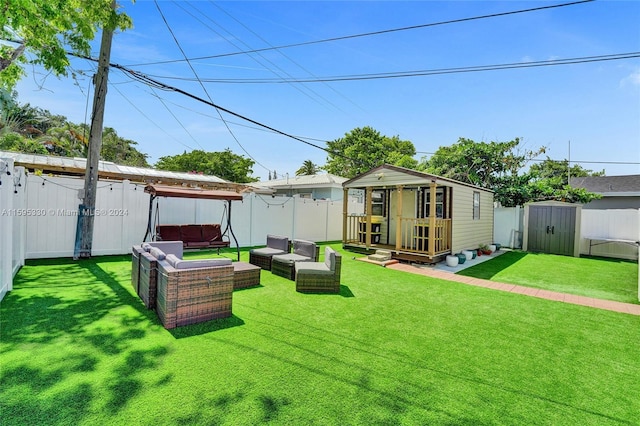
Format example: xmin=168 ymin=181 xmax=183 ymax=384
xmin=143 ymin=184 xmax=244 ymax=260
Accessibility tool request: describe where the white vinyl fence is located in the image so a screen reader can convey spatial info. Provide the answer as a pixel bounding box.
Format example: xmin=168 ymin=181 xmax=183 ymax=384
xmin=0 ymin=159 xmax=26 ymax=301
xmin=493 ymin=206 xmax=524 ymax=249
xmin=1 ymin=169 xmax=362 ymax=301
xmin=494 ymin=205 xmax=639 ymax=260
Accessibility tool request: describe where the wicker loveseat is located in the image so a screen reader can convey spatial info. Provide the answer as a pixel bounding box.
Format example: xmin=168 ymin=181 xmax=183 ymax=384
xmin=295 ymin=246 xmax=342 ymax=294
xmin=155 ymin=253 xmax=235 ymax=329
xmin=249 ymin=234 xmax=290 ymax=271
xmin=271 ymin=239 xmax=319 ymax=280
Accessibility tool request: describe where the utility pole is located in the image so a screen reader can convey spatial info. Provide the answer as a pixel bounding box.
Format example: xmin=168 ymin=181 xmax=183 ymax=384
xmin=74 ymin=1 xmax=115 ymax=259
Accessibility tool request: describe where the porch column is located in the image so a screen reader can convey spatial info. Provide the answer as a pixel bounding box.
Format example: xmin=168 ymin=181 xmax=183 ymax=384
xmin=428 ymin=180 xmax=436 ymax=255
xmin=365 ymin=186 xmax=373 ymax=248
xmin=342 ymin=187 xmax=349 ymax=244
xmin=395 ymin=185 xmax=403 ymax=250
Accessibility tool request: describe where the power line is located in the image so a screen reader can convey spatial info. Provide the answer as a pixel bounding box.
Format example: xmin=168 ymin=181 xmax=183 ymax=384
xmin=416 ymin=152 xmax=640 ymax=166
xmin=153 ymin=0 xmax=274 ymax=176
xmin=126 ymin=0 xmax=595 ymax=67
xmin=144 ymin=52 xmax=640 ymax=84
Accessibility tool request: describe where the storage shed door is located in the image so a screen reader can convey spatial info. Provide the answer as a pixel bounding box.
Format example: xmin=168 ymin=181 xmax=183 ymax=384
xmin=527 ymin=205 xmax=576 ymax=256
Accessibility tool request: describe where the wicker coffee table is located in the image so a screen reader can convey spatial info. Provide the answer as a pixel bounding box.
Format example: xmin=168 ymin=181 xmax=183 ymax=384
xmin=233 ymin=262 xmax=261 ymax=289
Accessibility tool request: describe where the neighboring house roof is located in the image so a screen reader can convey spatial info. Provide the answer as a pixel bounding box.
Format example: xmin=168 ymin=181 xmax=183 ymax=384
xmin=0 ymin=150 xmax=249 ymax=192
xmin=570 ymin=175 xmax=640 ymax=197
xmin=253 ymin=173 xmax=348 ymax=190
xmin=343 ymin=164 xmax=494 ymax=193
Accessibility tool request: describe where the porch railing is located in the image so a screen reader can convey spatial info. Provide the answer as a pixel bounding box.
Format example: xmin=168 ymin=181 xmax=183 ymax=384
xmin=345 ymin=215 xmax=451 ymax=256
xmin=399 ymin=218 xmax=451 ymax=255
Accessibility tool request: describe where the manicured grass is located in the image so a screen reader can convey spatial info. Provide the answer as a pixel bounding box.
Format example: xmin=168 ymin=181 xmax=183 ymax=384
xmin=2 ymin=245 xmax=639 ymax=425
xmin=457 ymin=250 xmax=639 ymax=304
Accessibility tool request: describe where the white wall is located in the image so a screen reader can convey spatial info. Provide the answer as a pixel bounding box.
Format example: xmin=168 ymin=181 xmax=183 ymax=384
xmin=14 ymin=175 xmax=347 ymax=260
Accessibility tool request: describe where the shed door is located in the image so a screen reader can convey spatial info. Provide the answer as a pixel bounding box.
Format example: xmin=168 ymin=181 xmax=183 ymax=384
xmin=527 ymin=205 xmax=576 ymax=256
xmin=549 ymin=206 xmax=576 ymax=256
xmin=527 ymin=206 xmax=552 ymax=253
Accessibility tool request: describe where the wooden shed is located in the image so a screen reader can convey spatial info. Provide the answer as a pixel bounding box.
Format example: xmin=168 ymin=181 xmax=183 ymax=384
xmin=342 ymin=164 xmax=494 ymax=263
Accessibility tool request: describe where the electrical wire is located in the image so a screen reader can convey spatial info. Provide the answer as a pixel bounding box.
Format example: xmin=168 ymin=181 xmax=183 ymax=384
xmin=127 ymin=0 xmax=595 ymax=67
xmin=144 ymin=52 xmax=640 ymax=84
xmin=154 ymin=0 xmax=276 ymax=176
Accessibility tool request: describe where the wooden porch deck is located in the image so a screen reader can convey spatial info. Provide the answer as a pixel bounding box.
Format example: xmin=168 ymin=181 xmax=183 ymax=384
xmin=342 ymin=242 xmax=450 ymax=264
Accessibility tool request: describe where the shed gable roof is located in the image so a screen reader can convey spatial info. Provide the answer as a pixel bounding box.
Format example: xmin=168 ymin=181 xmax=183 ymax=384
xmin=343 ymin=164 xmax=493 ymax=193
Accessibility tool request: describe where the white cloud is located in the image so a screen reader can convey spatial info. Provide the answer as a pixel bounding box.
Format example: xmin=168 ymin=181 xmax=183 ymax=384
xmin=620 ymin=69 xmax=640 ymax=87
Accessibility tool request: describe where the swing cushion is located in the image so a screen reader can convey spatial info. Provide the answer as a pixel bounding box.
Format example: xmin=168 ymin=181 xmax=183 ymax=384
xmin=156 ymin=225 xmax=181 ymax=242
xmin=202 ymin=224 xmax=223 ymax=242
xmin=181 ymin=224 xmax=209 ymax=248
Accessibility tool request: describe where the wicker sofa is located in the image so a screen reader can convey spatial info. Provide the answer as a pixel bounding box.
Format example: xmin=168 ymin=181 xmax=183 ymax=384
xmin=295 ymin=246 xmax=342 ymax=294
xmin=249 ymin=234 xmax=290 ymax=271
xmin=155 ymin=253 xmax=235 ymax=329
xmin=271 ymin=239 xmax=319 ymax=280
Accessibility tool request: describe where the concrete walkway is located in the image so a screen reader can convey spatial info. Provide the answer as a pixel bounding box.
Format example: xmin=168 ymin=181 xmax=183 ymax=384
xmin=385 ymin=261 xmax=640 ymax=316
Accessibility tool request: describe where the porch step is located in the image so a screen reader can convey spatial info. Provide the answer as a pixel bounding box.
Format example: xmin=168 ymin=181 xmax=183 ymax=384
xmin=368 ymin=250 xmax=392 ymax=262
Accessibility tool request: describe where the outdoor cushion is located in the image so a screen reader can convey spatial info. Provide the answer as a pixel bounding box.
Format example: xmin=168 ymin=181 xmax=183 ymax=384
xmin=165 ymin=253 xmax=180 ymax=268
xmin=148 ymin=241 xmax=184 ymax=258
xmin=142 ymin=243 xmax=152 ymax=252
xmin=156 ymin=225 xmax=181 ymax=241
xmin=173 ymin=258 xmax=232 ymax=270
xmin=149 ymin=247 xmax=166 ymax=260
xmin=324 ymin=247 xmax=336 ymax=271
xmin=202 ymin=224 xmax=223 ymax=242
xmin=250 ymin=247 xmax=286 ymax=256
xmin=181 ymin=224 xmax=204 ymax=243
xmin=293 ymin=239 xmax=316 ymax=259
xmin=295 ymin=262 xmax=332 ymax=275
xmin=266 ymin=234 xmax=289 ymax=252
xmin=272 ymin=253 xmax=311 ymax=266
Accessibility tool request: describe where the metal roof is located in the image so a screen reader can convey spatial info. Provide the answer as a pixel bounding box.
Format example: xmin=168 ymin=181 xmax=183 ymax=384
xmin=252 ymin=173 xmax=347 ymax=189
xmin=0 ymin=150 xmax=249 ymax=190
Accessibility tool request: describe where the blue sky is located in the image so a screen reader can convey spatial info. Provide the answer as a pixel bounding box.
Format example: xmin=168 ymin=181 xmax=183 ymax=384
xmin=14 ymin=0 xmax=640 ymax=179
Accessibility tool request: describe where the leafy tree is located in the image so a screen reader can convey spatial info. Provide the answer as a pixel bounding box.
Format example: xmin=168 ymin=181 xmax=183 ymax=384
xmin=529 ymin=157 xmax=604 ymax=184
xmin=296 ymin=160 xmax=321 ymax=176
xmin=420 ymin=138 xmax=601 ymax=206
xmin=155 ymin=149 xmax=258 ymax=183
xmin=100 ymin=127 xmax=148 ymax=167
xmin=0 ymin=0 xmax=133 ymax=90
xmin=324 ymin=126 xmax=417 ymax=178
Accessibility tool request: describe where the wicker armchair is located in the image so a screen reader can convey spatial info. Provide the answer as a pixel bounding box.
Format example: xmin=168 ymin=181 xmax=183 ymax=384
xmin=249 ymin=234 xmax=290 ymax=270
xmin=295 ymin=246 xmax=342 ymax=294
xmin=272 ymin=239 xmax=319 ymax=280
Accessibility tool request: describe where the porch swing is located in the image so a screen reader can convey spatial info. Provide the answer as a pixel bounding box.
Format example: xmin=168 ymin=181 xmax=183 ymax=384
xmin=142 ymin=184 xmax=244 ymax=261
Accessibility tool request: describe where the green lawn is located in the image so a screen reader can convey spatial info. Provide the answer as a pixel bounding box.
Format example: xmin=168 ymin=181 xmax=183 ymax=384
xmin=457 ymin=250 xmax=639 ymax=304
xmin=2 ymin=245 xmax=639 ymax=425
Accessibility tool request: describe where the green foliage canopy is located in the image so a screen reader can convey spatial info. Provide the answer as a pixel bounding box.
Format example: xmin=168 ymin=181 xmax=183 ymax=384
xmin=155 ymin=149 xmax=258 ymax=183
xmin=420 ymin=138 xmax=601 ymax=206
xmin=324 ymin=126 xmax=417 ymax=178
xmin=0 ymin=0 xmax=132 ymax=90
